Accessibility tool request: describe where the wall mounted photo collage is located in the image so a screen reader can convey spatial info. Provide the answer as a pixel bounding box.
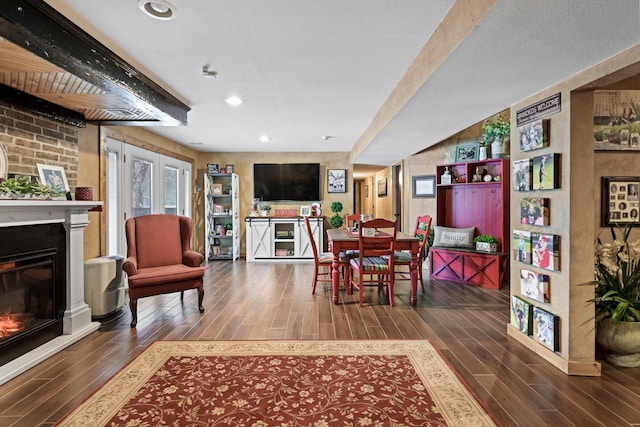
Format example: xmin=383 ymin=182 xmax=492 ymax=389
xmin=511 ymin=93 xmax=562 ymax=352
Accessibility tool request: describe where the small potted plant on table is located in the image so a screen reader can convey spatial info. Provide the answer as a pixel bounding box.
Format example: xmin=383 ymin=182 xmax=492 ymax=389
xmin=474 ymin=235 xmax=498 ymax=253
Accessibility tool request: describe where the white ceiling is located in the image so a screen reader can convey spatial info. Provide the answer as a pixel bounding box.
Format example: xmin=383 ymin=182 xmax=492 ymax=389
xmin=45 ymin=0 xmax=640 ymax=167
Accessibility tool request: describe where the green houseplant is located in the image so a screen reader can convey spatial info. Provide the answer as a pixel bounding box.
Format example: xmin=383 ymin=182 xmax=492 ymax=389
xmin=473 ymin=234 xmax=498 ymax=253
xmin=329 ymin=201 xmax=344 ymax=229
xmin=590 ymin=224 xmax=640 ymax=366
xmin=0 ymin=176 xmax=58 ymax=198
xmin=259 ymin=204 xmax=271 ymax=217
xmin=482 ymin=114 xmax=510 ymax=158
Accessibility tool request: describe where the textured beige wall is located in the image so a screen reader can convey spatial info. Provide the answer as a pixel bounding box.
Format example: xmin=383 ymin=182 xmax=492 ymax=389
xmin=508 ymin=43 xmax=640 ymax=375
xmin=77 ymin=124 xmax=102 ymax=259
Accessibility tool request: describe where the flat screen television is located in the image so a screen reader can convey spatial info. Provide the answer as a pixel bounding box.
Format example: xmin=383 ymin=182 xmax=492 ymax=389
xmin=253 ymin=163 xmax=320 ymax=201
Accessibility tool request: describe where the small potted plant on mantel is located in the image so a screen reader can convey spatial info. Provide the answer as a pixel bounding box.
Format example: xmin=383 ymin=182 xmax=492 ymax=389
xmin=474 ymin=234 xmax=498 ymax=253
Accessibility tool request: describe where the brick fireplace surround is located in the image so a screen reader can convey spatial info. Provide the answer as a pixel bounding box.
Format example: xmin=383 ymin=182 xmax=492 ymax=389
xmin=0 ymin=200 xmax=101 ymax=385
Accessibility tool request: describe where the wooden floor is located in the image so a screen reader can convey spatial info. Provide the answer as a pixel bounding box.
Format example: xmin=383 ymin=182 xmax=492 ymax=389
xmin=1 ymin=260 xmax=640 ymax=426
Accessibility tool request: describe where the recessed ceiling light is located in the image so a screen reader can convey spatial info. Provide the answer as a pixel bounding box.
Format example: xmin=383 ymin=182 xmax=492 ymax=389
xmin=259 ymin=135 xmax=271 ymax=143
xmin=138 ymin=0 xmax=177 ymax=20
xmin=226 ymin=96 xmax=242 ymax=106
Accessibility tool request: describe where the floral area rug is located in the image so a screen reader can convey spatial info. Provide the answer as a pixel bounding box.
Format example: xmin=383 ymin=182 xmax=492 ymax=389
xmin=56 ymin=340 xmax=496 ymax=426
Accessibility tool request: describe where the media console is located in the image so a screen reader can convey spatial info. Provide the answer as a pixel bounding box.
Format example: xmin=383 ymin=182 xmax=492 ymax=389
xmin=245 ymin=216 xmax=324 ymax=262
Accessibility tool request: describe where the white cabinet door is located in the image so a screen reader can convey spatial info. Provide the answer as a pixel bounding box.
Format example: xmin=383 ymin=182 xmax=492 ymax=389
xmin=246 ymin=220 xmax=272 ymax=260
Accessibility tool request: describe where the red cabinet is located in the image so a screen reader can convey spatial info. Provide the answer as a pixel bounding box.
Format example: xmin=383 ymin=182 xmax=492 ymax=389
xmin=430 ymin=159 xmax=510 ymax=289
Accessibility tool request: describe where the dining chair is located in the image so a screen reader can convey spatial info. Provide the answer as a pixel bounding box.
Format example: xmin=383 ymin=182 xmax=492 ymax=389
xmin=348 ymin=218 xmax=397 ymax=306
xmin=344 ymin=213 xmax=362 ymax=229
xmin=343 ymin=213 xmax=362 ymax=258
xmin=304 ymin=216 xmax=349 ymax=294
xmin=391 ymin=215 xmax=432 ymax=293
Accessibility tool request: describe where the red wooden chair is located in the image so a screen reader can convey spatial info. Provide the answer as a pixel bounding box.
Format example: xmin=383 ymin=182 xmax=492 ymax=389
xmin=343 ymin=213 xmax=362 ymax=258
xmin=344 ymin=213 xmax=362 ymax=229
xmin=304 ymin=216 xmax=349 ymax=294
xmin=392 ymin=215 xmax=432 ymax=292
xmin=348 ymin=218 xmax=397 ymax=306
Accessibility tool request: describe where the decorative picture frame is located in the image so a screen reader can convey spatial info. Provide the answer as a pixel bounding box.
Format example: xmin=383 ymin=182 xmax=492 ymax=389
xmin=601 ymin=176 xmax=640 ymax=226
xmin=531 ymin=232 xmax=560 ymax=272
xmin=519 ymin=119 xmax=550 ymax=152
xmin=412 ymin=175 xmax=436 ymax=198
xmin=300 ymin=205 xmax=311 ymax=216
xmin=454 ymin=142 xmax=480 ymax=162
xmin=512 ymin=158 xmax=532 ymax=191
xmin=212 ymin=183 xmax=223 ymax=194
xmin=377 ymin=178 xmax=387 ymax=197
xmin=212 ymin=245 xmax=222 ymax=256
xmin=36 ymin=164 xmax=69 ymax=194
xmin=533 ymin=306 xmax=559 ymax=351
xmin=593 ymin=90 xmax=640 ymax=151
xmin=520 ymin=269 xmax=550 ymax=304
xmin=520 ymin=198 xmax=550 ymax=226
xmin=225 ymin=164 xmax=234 ymax=174
xmin=213 ymin=204 xmax=225 ymax=214
xmin=207 ymin=163 xmax=219 ymax=175
xmin=510 ymin=295 xmax=531 ymax=335
xmin=327 ymin=169 xmax=346 ymax=193
xmin=532 ymin=153 xmax=560 ymax=190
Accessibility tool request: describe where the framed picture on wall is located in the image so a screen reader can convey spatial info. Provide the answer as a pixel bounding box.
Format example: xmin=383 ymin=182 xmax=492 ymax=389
xmin=327 ymin=169 xmax=346 ymax=193
xmin=412 ymin=175 xmax=436 ymax=198
xmin=601 ymin=176 xmax=640 ymax=226
xmin=377 ymin=178 xmax=387 ymax=197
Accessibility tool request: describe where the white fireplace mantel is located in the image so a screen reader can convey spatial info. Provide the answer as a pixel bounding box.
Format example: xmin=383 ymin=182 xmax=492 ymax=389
xmin=0 ymin=200 xmax=103 ymax=385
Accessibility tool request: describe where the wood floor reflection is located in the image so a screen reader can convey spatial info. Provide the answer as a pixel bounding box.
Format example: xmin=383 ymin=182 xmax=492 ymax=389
xmin=1 ymin=260 xmax=639 ymax=426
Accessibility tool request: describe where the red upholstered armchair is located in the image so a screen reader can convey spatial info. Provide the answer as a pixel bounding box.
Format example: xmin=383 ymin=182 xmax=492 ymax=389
xmin=123 ymin=214 xmax=205 ymax=328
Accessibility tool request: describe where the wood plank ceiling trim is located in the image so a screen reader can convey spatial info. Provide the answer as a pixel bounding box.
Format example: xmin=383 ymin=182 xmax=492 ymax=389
xmin=0 ymin=0 xmax=189 ymax=127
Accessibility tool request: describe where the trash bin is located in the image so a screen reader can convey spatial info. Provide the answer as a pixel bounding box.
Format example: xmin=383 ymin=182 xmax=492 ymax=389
xmin=84 ymin=255 xmax=125 ymax=319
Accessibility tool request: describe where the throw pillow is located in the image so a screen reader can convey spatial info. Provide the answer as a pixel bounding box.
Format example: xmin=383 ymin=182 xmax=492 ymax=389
xmin=432 ymin=226 xmax=475 ymax=249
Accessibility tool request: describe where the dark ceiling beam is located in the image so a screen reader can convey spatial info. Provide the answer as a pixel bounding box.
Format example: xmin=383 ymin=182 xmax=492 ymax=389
xmin=0 ymin=83 xmax=86 ymax=127
xmin=0 ymin=0 xmax=190 ymax=126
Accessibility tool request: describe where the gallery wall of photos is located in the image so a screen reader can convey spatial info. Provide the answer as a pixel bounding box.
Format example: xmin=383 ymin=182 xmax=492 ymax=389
xmin=510 ymin=93 xmax=562 ymax=354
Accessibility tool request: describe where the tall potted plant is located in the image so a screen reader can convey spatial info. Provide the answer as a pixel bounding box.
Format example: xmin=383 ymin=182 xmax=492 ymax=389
xmin=590 ymin=224 xmax=640 ymax=367
xmin=329 ymin=201 xmax=344 ymax=229
xmin=482 ymin=114 xmax=510 ymax=159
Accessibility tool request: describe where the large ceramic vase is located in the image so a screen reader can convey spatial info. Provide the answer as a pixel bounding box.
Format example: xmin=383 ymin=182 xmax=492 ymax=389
xmin=596 ymin=318 xmax=640 ymax=367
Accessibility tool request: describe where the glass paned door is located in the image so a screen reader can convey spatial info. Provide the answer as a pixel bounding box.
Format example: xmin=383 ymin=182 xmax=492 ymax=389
xmin=163 ymin=165 xmax=179 ymax=214
xmin=131 ymin=157 xmax=153 ymax=217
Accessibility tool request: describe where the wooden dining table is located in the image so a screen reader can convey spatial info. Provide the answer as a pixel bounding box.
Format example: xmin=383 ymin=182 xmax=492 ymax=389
xmin=326 ymin=228 xmax=420 ymax=305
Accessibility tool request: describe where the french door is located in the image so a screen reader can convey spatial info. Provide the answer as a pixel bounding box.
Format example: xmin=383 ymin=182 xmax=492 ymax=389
xmin=106 ymin=138 xmax=192 ymax=256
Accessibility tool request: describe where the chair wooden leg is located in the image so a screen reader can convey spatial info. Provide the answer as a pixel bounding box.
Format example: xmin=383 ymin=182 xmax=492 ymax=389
xmin=311 ymin=264 xmax=319 ymax=294
xmin=388 ymin=274 xmax=394 ymax=307
xmin=418 ymin=262 xmax=425 ymax=293
xmin=130 ymin=298 xmax=138 ymax=328
xmin=180 ymin=290 xmax=184 ymax=301
xmin=197 ymin=286 xmax=205 ymax=313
